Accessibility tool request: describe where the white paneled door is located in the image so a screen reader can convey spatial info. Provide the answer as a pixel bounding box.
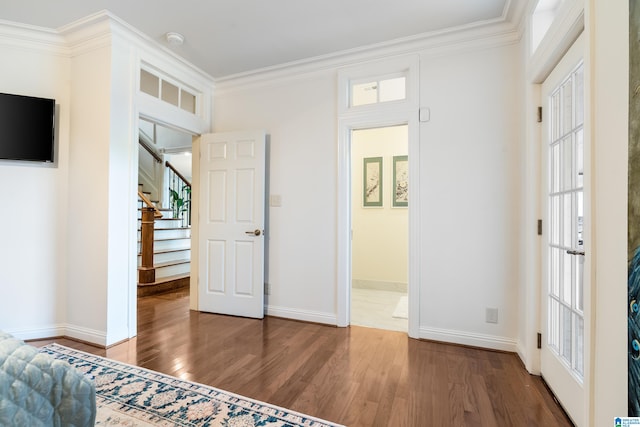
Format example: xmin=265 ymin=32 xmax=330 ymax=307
xmin=541 ymin=33 xmax=585 ymax=426
xmin=198 ymin=131 xmax=266 ymax=318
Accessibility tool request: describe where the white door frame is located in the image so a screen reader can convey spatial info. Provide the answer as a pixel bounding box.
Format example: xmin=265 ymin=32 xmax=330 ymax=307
xmin=337 ymin=111 xmax=420 ymax=337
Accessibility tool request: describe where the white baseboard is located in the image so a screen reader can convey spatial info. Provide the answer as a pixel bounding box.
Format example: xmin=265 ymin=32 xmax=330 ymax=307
xmin=265 ymin=305 xmax=337 ymax=326
xmin=4 ymin=324 xmax=108 ymax=347
xmin=419 ymin=326 xmax=518 ymax=352
xmin=62 ymin=324 xmax=107 ymax=347
xmin=5 ymin=325 xmax=66 ymax=341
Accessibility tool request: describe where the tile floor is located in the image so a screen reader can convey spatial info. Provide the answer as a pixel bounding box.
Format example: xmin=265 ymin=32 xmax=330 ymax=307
xmin=351 ymin=288 xmax=408 ymax=332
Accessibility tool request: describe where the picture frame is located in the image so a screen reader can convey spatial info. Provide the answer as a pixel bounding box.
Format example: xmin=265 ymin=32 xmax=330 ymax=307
xmin=393 ymin=155 xmax=408 ymax=207
xmin=363 ymin=157 xmax=383 ymax=207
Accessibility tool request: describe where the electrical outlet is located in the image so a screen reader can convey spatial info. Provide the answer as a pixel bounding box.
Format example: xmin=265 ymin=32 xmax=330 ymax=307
xmin=486 ymin=308 xmax=499 ymax=324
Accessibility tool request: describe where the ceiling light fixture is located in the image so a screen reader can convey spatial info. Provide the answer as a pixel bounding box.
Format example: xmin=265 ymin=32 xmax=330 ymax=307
xmin=165 ymin=32 xmax=184 ymax=46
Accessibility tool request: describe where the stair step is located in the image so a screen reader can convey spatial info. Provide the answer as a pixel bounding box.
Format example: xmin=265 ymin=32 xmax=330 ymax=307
xmin=137 ymin=273 xmax=189 ymax=297
xmin=138 ymin=227 xmax=191 ymax=241
xmin=140 ymin=237 xmax=190 ymax=252
xmin=137 ymin=217 xmax=184 ymax=229
xmin=138 ymin=248 xmax=191 ymax=266
xmin=155 ymin=259 xmax=190 ymax=279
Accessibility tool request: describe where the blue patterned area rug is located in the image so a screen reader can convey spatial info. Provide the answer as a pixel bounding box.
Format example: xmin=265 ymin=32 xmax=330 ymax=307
xmin=40 ymin=344 xmax=343 ymax=427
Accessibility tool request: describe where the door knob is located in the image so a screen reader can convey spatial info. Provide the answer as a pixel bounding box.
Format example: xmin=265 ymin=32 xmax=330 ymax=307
xmin=245 ymin=229 xmax=262 ymax=236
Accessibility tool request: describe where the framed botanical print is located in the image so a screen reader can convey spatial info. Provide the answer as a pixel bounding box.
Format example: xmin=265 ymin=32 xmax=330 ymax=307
xmin=393 ymin=155 xmax=408 ymax=207
xmin=363 ymin=157 xmax=383 ymax=207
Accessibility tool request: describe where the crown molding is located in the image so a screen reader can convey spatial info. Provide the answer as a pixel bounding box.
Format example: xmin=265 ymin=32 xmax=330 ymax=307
xmin=215 ymin=22 xmax=522 ymax=95
xmin=216 ymin=0 xmax=527 ymax=93
xmin=0 ymin=19 xmax=69 ymax=56
xmin=57 ymin=10 xmax=214 ymax=85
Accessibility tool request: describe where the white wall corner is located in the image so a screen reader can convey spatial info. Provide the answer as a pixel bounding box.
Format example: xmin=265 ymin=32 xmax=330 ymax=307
xmin=515 ymin=340 xmax=540 ymax=374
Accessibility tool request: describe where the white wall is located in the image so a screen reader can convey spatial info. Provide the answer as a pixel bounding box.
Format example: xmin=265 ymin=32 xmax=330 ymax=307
xmin=214 ymin=71 xmax=339 ymax=323
xmin=589 ymin=0 xmax=628 ymax=423
xmin=65 ymin=42 xmax=112 ymax=343
xmin=351 ymin=126 xmax=408 ymax=285
xmin=418 ymin=44 xmax=522 ymax=348
xmin=214 ymin=41 xmax=523 ymax=347
xmin=0 ymin=30 xmax=71 ymax=338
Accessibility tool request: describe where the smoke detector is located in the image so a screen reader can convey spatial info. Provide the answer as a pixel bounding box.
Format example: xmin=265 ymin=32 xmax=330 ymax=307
xmin=165 ymin=32 xmax=184 ymax=46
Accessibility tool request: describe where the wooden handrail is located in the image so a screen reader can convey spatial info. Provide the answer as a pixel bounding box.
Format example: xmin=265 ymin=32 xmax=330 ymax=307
xmin=138 ymin=190 xmax=163 ymax=218
xmin=139 ymin=138 xmax=162 ymax=163
xmin=165 ymin=161 xmax=192 ymax=187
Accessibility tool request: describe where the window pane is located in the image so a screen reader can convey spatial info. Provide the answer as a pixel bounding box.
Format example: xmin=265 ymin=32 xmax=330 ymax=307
xmin=549 ymin=298 xmax=559 ymax=349
xmin=562 ymin=250 xmax=572 ymax=304
xmin=561 ymin=305 xmax=572 ymax=362
xmin=352 ymin=81 xmax=378 ymax=106
xmin=552 ymin=143 xmax=560 ymax=193
xmin=562 ymin=79 xmax=573 ymax=135
xmin=161 ymin=81 xmax=180 ymax=107
xmin=563 ymin=193 xmax=572 ymax=247
xmin=577 ymin=190 xmax=584 ymax=247
xmin=180 ymin=90 xmax=196 ymax=113
xmin=575 ymin=66 xmax=584 ymax=126
xmin=551 ymin=195 xmax=560 ymax=245
xmin=379 ymin=77 xmax=406 ymax=102
xmin=551 ymin=92 xmax=560 ymax=141
xmin=550 ymin=247 xmax=560 ymax=297
xmin=562 ymin=137 xmax=573 ymax=191
xmin=576 ymin=315 xmax=584 ymax=375
xmin=576 ymin=253 xmax=584 ymax=312
xmin=576 ymin=129 xmax=584 ymax=188
xmin=140 ymin=69 xmax=159 ymax=97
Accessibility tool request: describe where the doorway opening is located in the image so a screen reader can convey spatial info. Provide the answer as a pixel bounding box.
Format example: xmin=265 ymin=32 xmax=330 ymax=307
xmin=136 ymin=119 xmax=194 ymax=300
xmin=350 ymin=125 xmax=408 ymax=332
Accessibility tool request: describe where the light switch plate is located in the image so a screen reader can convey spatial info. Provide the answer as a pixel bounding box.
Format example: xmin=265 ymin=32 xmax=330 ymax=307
xmin=270 ymin=195 xmax=282 ymax=207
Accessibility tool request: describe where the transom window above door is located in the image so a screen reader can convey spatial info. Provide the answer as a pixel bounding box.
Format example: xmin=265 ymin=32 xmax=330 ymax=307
xmin=140 ymin=67 xmax=198 ymax=114
xmin=350 ymin=74 xmax=407 ymax=107
xmin=338 ymin=55 xmax=418 ymax=117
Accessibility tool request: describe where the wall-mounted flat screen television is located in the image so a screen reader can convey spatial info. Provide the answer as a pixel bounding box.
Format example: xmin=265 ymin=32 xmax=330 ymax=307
xmin=0 ymin=92 xmax=55 ymax=163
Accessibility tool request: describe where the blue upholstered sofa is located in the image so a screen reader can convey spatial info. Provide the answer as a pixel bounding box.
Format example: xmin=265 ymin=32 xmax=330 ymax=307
xmin=0 ymin=332 xmax=96 ymax=426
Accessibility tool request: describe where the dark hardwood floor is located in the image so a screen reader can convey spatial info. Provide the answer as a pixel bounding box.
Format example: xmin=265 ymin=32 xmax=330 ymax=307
xmin=31 ymin=289 xmax=573 ymax=426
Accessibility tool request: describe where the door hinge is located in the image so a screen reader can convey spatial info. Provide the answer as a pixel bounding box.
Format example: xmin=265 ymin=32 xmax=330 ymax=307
xmin=537 ymin=106 xmax=543 ymax=123
xmin=537 ymin=333 xmax=542 ymax=349
xmin=537 ymin=219 xmax=542 ymax=236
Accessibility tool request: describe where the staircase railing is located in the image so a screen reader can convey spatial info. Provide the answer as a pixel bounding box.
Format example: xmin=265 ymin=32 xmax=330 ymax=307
xmin=139 ymin=136 xmax=162 ymax=163
xmin=137 ymin=190 xmax=163 ymax=218
xmin=166 ymin=161 xmax=191 ymax=227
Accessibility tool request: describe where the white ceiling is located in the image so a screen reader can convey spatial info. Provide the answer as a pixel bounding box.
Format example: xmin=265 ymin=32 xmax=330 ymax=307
xmin=0 ymin=0 xmax=515 ymax=79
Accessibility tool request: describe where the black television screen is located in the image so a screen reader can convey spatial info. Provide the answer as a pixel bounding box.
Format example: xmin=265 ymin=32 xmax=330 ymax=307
xmin=0 ymin=92 xmax=55 ymax=162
